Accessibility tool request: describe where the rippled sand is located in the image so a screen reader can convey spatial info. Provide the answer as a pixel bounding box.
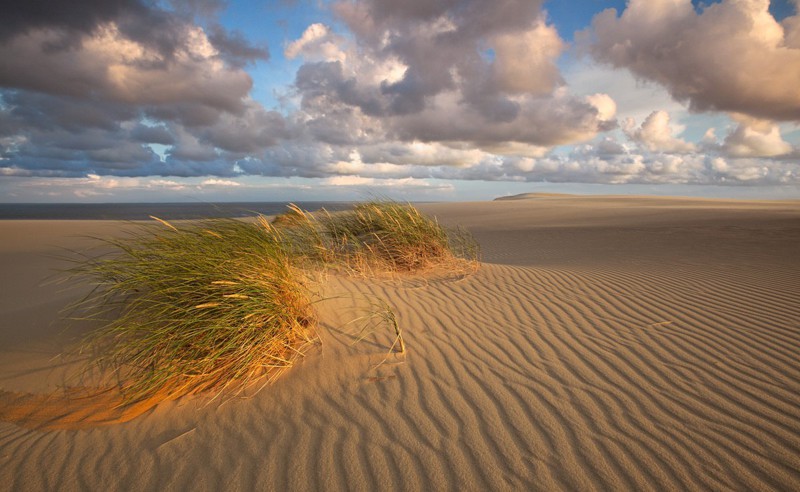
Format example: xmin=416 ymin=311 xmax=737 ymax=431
xmin=1 ymin=195 xmax=799 ymax=490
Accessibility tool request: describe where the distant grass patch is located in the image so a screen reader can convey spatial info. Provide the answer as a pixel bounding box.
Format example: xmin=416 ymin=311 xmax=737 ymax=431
xmin=274 ymin=201 xmax=480 ymax=275
xmin=68 ymin=201 xmax=478 ymax=402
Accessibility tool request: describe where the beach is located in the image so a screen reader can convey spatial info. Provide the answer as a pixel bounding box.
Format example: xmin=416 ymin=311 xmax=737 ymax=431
xmin=1 ymin=194 xmax=799 ymax=490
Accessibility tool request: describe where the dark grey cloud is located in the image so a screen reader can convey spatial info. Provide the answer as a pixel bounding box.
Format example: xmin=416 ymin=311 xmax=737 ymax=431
xmin=0 ymin=0 xmax=147 ymax=42
xmin=197 ymin=104 xmax=288 ymax=153
xmin=1 ymin=78 xmax=284 ymax=179
xmin=2 ymin=91 xmax=135 ymax=132
xmin=0 ymin=0 xmax=285 ymax=178
xmin=131 ymin=124 xmax=175 ymax=145
xmin=0 ymin=89 xmax=289 ymax=177
xmin=168 ymin=0 xmax=227 ymax=18
xmin=0 ymin=0 xmax=204 ymax=65
xmin=362 ymin=0 xmax=459 ymax=23
xmin=4 ymin=140 xmax=163 ymax=176
xmin=0 ymin=32 xmax=254 ymax=114
xmin=0 ymin=98 xmax=160 ymax=176
xmin=0 ymin=0 xmax=268 ymax=118
xmin=390 ymin=95 xmax=615 ymax=148
xmin=0 ymin=0 xmax=257 ymax=65
xmin=331 ymin=0 xmax=559 ymax=115
xmin=207 ymin=24 xmax=270 ymax=67
xmin=294 ymin=61 xmax=385 ymax=117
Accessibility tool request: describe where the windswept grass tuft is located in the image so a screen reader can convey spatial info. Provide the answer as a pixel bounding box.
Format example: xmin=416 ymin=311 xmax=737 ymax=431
xmin=274 ymin=200 xmax=480 ymax=275
xmin=68 ymin=200 xmax=478 ymax=404
xmin=348 ymin=295 xmax=405 ymax=355
xmin=68 ymin=216 xmax=314 ymax=402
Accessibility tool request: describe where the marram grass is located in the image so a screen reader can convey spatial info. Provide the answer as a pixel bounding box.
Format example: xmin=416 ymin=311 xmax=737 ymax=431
xmin=69 ymin=201 xmax=478 ymax=402
xmin=69 ymin=216 xmax=314 ymax=402
xmin=274 ymin=200 xmax=480 ymax=275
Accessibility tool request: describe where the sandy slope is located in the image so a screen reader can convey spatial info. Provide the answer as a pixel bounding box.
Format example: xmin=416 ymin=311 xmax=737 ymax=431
xmin=1 ymin=195 xmax=799 ymax=490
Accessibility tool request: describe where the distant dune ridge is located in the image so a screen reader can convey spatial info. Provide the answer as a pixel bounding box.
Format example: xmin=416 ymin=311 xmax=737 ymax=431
xmin=495 ymin=192 xmax=577 ymax=200
xmin=1 ymin=195 xmax=799 ymax=490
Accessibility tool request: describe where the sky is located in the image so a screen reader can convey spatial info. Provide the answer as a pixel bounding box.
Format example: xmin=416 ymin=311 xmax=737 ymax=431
xmin=0 ymin=0 xmax=799 ymax=203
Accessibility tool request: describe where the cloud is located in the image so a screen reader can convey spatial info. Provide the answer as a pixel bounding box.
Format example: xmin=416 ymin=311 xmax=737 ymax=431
xmin=194 ymin=102 xmax=288 ymax=154
xmin=284 ymin=23 xmax=346 ymax=62
xmin=0 ymin=0 xmax=260 ymax=64
xmin=322 ymin=175 xmax=455 ymax=192
xmin=201 ymin=178 xmax=241 ymax=187
xmin=564 ymin=60 xmax=686 ymax=128
xmin=489 ymin=19 xmax=564 ymax=96
xmin=0 ymin=0 xmax=285 ymax=178
xmin=584 ymin=0 xmax=800 ymax=121
xmin=0 ymin=1 xmax=267 ymax=121
xmin=584 ymin=93 xmax=617 ymax=122
xmin=707 ymin=156 xmax=796 ymax=183
xmin=387 ymin=90 xmax=615 ymax=148
xmin=624 ymin=110 xmax=696 ymax=153
xmin=287 ymin=0 xmax=616 ymax=150
xmin=490 ymin=147 xmax=797 ymax=186
xmin=206 ymin=24 xmax=269 ymax=67
xmin=0 ymin=23 xmax=253 ymax=115
xmin=1 ymin=0 xmax=797 ymax=192
xmin=148 ymin=178 xmax=187 ymax=190
xmin=0 ymin=0 xmax=151 ymax=43
xmin=0 ymin=91 xmax=288 ymax=178
xmin=721 ymin=116 xmax=793 ymax=157
xmin=323 ymin=175 xmax=375 ymax=186
xmin=131 ymin=124 xmax=174 ymax=145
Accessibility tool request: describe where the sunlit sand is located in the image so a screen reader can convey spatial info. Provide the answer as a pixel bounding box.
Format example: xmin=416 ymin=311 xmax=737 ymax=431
xmin=1 ymin=195 xmax=799 ymax=490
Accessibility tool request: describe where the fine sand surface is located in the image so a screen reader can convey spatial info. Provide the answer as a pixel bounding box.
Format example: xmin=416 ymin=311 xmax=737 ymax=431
xmin=1 ymin=195 xmax=799 ymax=490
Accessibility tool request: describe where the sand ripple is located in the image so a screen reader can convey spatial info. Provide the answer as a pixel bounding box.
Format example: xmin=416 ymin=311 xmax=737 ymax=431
xmin=1 ymin=197 xmax=799 ymax=490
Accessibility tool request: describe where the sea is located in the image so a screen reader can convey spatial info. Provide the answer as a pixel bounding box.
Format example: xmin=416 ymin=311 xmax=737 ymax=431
xmin=0 ymin=202 xmax=354 ymax=220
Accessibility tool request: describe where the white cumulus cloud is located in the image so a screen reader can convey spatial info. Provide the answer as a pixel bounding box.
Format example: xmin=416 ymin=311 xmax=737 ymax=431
xmin=722 ymin=116 xmax=793 ymax=157
xmin=624 ymin=111 xmax=696 ymax=153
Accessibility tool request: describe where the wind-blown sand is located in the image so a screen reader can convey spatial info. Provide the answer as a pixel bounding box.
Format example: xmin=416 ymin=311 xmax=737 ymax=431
xmin=1 ymin=195 xmax=799 ymax=490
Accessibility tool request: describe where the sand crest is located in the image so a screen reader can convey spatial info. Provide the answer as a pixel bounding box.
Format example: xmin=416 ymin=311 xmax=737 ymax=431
xmin=1 ymin=196 xmax=799 ymax=490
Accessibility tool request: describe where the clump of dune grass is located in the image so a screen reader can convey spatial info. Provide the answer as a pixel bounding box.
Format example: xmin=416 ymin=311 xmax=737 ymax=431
xmin=274 ymin=200 xmax=480 ymax=275
xmin=67 ymin=216 xmax=314 ymax=402
xmin=272 ymin=204 xmax=337 ymax=267
xmin=68 ymin=200 xmax=478 ymax=403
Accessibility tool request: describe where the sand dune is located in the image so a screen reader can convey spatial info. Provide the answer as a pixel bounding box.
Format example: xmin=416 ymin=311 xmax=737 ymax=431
xmin=1 ymin=196 xmax=799 ymax=490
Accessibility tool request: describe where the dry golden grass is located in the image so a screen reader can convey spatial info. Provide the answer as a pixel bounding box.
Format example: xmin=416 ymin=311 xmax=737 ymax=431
xmin=67 ymin=201 xmax=478 ymax=403
xmin=273 ymin=200 xmax=480 ymax=276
